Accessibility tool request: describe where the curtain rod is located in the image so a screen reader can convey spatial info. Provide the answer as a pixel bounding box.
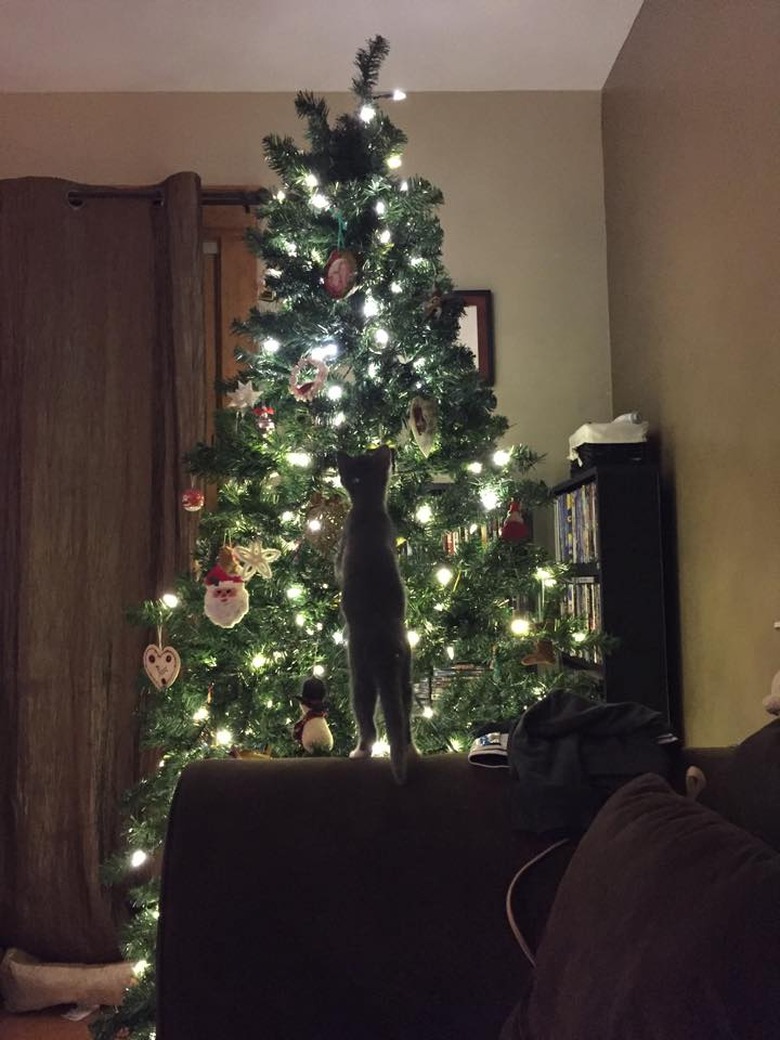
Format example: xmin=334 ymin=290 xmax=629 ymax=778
xmin=66 ymin=187 xmax=266 ymax=210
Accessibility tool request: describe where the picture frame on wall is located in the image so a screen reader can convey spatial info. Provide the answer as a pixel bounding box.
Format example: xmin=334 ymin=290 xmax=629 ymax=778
xmin=458 ymin=289 xmax=495 ymax=384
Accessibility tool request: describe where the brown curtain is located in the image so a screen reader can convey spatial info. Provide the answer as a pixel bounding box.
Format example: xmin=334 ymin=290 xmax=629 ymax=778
xmin=0 ymin=173 xmax=205 ymax=962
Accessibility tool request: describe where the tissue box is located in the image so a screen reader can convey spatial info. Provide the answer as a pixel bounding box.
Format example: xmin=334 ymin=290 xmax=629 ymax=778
xmin=568 ymin=415 xmax=651 ymax=474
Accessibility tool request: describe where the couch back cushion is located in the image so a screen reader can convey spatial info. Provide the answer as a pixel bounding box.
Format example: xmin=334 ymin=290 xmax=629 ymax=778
xmin=502 ymin=773 xmax=780 ymax=1040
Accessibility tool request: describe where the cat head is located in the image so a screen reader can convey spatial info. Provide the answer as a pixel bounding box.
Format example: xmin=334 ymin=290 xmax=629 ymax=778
xmin=337 ymin=444 xmax=392 ymax=499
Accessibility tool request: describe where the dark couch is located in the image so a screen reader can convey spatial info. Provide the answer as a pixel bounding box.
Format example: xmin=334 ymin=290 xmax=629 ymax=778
xmin=157 ymin=721 xmax=780 ymax=1039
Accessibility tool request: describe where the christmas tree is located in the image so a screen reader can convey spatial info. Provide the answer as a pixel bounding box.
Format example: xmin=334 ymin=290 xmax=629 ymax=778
xmin=92 ymin=36 xmax=602 ymax=1040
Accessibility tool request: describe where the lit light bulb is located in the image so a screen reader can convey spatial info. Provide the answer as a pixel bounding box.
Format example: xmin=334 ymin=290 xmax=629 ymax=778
xmin=406 ymin=630 xmax=421 ymax=648
xmin=378 ymin=229 xmax=392 ymax=245
xmin=281 ymin=511 xmax=295 ymax=523
xmin=360 ymin=104 xmax=376 ymax=123
xmin=310 ymin=193 xmax=329 ymax=210
xmin=282 ymin=240 xmax=297 ymax=255
xmin=510 ymin=616 xmax=532 ymax=636
xmin=303 ymin=173 xmax=318 ymax=188
xmin=467 ymin=462 xmax=483 ymax=474
xmin=534 ymin=567 xmax=555 ymax=586
xmin=371 ymin=739 xmax=391 ymax=758
xmin=286 ymin=586 xmax=304 ymax=600
xmin=422 ymin=705 xmax=435 ymax=719
xmin=400 ymin=180 xmax=409 ymax=192
xmin=493 ymin=449 xmax=512 ymax=466
xmin=333 ymin=630 xmax=345 ymax=645
xmin=367 ymin=362 xmax=379 ymax=378
xmin=308 ymin=518 xmax=322 ymax=534
xmin=265 ymin=697 xmax=274 ymax=708
xmin=263 ymin=337 xmax=280 ymax=353
xmin=392 ymin=89 xmax=406 ymax=101
xmin=133 ymin=959 xmax=150 ymax=977
xmin=390 ymin=281 xmax=402 ymax=294
xmin=573 ymin=630 xmax=588 ymax=644
xmin=295 ymin=613 xmax=305 ymax=627
xmin=215 ymin=729 xmax=232 ymax=746
xmin=274 ymin=190 xmax=286 ymax=202
xmin=333 ymin=411 xmax=346 ymax=426
xmin=161 ymin=593 xmax=179 ymax=609
xmin=311 ymin=342 xmax=339 ymax=361
xmin=130 ymin=850 xmax=148 ymax=868
xmin=192 ymin=706 xmax=209 ymax=722
xmin=250 ymin=653 xmax=267 ymax=669
xmin=363 ymin=296 xmax=379 ymax=318
xmin=416 ymin=503 xmax=433 ymax=524
xmin=287 ymin=451 xmax=311 ymax=468
xmin=435 ymin=566 xmax=454 ymax=586
xmin=480 ymin=487 xmax=499 ymax=510
xmin=446 ymin=645 xmax=455 ymax=661
xmin=327 ymin=384 xmax=343 ymax=400
xmin=374 ymin=329 xmax=389 ymax=347
xmin=449 ymin=737 xmax=464 ymax=752
xmin=410 ymin=256 xmax=423 ymax=266
xmin=386 ymin=154 xmax=403 ymax=169
xmin=375 ymin=200 xmax=387 ymax=216
xmin=312 ymin=664 xmax=326 ymax=677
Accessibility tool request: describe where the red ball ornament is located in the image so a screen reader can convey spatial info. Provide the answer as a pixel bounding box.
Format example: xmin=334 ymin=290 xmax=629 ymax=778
xmin=500 ymin=500 xmax=530 ymax=542
xmin=323 ymin=249 xmax=358 ymax=299
xmin=181 ymin=488 xmax=205 ymax=512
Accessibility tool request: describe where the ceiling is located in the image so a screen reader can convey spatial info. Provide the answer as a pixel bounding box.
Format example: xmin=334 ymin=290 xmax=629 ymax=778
xmin=0 ymin=0 xmax=643 ymax=93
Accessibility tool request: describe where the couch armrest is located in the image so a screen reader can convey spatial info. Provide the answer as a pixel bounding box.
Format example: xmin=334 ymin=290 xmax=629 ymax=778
xmin=158 ymin=754 xmax=549 ymax=1040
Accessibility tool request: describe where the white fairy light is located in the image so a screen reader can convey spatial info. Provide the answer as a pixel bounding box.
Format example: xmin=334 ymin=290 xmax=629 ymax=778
xmin=333 ymin=412 xmax=346 ymax=426
xmin=192 ymin=706 xmax=209 ymax=723
xmin=386 ymin=154 xmax=403 ymax=170
xmin=493 ymin=449 xmax=512 ymax=466
xmin=449 ymin=737 xmax=464 ymax=752
xmin=282 ymin=240 xmax=297 ymax=255
xmin=327 ymin=384 xmax=343 ymax=400
xmin=372 ymin=739 xmax=391 ymax=758
xmin=378 ymin=229 xmax=392 ymax=245
xmin=303 ymin=173 xmax=318 ymax=188
xmin=409 ymin=255 xmax=424 ymax=266
xmin=510 ymin=616 xmax=532 ymax=636
xmin=281 ymin=511 xmax=295 ymax=523
xmin=390 ymin=281 xmax=402 ymax=294
xmin=374 ymin=329 xmax=389 ymax=347
xmin=392 ymin=89 xmax=407 ymax=101
xmin=250 ymin=653 xmax=267 ymax=669
xmin=308 ymin=518 xmax=322 ymax=533
xmin=286 ymin=585 xmax=304 ymax=600
xmin=287 ymin=451 xmax=311 ymax=468
xmin=446 ymin=645 xmax=455 ymax=661
xmin=263 ymin=337 xmax=280 ymax=353
xmin=400 ymin=180 xmax=409 ymax=192
xmin=367 ymin=362 xmax=379 ymax=378
xmin=312 ymin=664 xmax=326 ymax=677
xmin=467 ymin=462 xmax=483 ymax=474
xmin=573 ymin=630 xmax=588 ymax=644
xmin=406 ymin=629 xmax=421 ymax=648
xmin=416 ymin=503 xmax=433 ymax=524
xmin=130 ymin=850 xmax=148 ymax=868
xmin=215 ymin=729 xmax=232 ymax=746
xmin=274 ymin=189 xmax=286 ymax=202
xmin=310 ymin=193 xmax=329 ymax=210
xmin=435 ymin=566 xmax=454 ymax=587
xmin=161 ymin=593 xmax=179 ymax=609
xmin=535 ymin=567 xmax=556 ymax=587
xmin=133 ymin=960 xmax=150 ymax=978
xmin=480 ymin=487 xmax=499 ymax=510
xmin=375 ymin=200 xmax=387 ymax=216
xmin=332 ymin=630 xmax=345 ymax=645
xmin=363 ymin=296 xmax=380 ymax=318
xmin=265 ymin=697 xmax=274 ymax=708
xmin=295 ymin=613 xmax=306 ymax=627
xmin=311 ymin=341 xmax=339 ymax=361
xmin=359 ymin=104 xmax=376 ymax=123
xmin=422 ymin=705 xmax=435 ymax=719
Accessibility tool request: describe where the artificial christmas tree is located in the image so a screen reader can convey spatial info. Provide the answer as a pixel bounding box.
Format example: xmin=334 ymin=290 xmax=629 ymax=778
xmin=92 ymin=36 xmax=602 ymax=1039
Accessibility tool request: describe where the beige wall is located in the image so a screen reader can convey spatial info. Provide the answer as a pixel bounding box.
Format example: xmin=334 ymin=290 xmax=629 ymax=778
xmin=603 ymin=0 xmax=780 ymax=744
xmin=0 ymin=90 xmax=611 ymax=498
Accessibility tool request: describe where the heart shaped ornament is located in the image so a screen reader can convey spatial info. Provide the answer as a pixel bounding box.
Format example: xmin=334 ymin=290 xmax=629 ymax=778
xmin=143 ymin=644 xmax=181 ymax=690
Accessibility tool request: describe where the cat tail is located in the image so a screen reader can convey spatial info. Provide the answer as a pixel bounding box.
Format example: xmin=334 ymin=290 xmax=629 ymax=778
xmin=380 ymin=688 xmax=411 ymax=785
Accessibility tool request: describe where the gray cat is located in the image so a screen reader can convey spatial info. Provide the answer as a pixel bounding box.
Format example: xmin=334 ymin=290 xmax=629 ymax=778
xmin=336 ymin=444 xmax=414 ymax=784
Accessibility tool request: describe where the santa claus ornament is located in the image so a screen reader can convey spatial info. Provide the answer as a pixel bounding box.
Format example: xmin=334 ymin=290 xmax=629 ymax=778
xmin=500 ymin=500 xmax=530 ymax=542
xmin=181 ymin=487 xmax=205 ymax=512
xmin=203 ymin=565 xmax=250 ymax=629
xmin=293 ymin=676 xmax=334 ymax=754
xmin=323 ymin=248 xmax=359 ymax=299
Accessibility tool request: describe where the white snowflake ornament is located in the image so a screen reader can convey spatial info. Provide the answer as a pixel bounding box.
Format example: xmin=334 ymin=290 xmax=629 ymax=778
xmin=233 ymin=539 xmax=282 ymax=581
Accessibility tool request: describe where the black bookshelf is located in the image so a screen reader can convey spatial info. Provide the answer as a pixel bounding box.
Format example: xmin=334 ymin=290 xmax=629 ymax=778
xmin=553 ymin=464 xmax=671 ymax=721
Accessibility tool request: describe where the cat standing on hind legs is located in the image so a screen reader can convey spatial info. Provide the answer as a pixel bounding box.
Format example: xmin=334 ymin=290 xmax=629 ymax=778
xmin=336 ymin=444 xmax=415 ymax=784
